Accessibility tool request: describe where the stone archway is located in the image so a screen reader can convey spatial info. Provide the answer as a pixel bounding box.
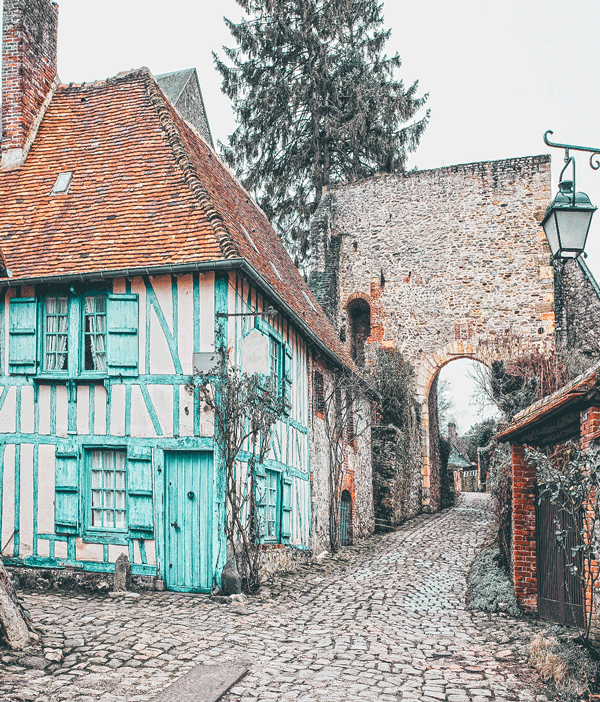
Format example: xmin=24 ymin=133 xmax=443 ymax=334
xmin=417 ymin=340 xmax=491 ymax=511
xmin=309 ymin=154 xmax=600 ymax=518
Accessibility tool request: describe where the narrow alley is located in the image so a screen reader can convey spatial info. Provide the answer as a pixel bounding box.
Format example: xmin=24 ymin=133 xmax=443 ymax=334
xmin=1 ymin=494 xmax=549 ymax=702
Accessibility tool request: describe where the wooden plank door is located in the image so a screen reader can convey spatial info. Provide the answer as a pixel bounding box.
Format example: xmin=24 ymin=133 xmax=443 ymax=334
xmin=536 ymin=492 xmax=584 ymax=628
xmin=165 ymin=451 xmax=213 ymax=592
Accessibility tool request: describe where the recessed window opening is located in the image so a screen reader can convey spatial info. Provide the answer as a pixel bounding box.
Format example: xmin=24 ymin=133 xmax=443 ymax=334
xmin=50 ymin=171 xmax=73 ymax=195
xmin=314 ymin=371 xmax=325 ymax=414
xmin=241 ymin=225 xmax=259 ymax=253
xmin=347 ymin=299 xmax=371 ymax=367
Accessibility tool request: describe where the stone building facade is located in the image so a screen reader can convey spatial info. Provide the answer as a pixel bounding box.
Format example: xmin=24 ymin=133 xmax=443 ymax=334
xmin=309 ymin=155 xmax=558 ymax=513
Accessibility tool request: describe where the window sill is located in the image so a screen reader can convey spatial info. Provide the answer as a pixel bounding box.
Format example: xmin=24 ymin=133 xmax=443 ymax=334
xmin=83 ymin=530 xmax=128 ymax=546
xmin=34 ymin=374 xmax=108 ymax=383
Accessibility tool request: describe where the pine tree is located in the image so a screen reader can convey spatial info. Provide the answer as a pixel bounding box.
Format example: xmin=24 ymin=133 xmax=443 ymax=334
xmin=214 ymin=0 xmax=429 ymax=262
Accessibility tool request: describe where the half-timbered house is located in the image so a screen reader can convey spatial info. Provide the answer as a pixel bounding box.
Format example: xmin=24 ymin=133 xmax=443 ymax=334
xmin=0 ymin=0 xmax=373 ymax=592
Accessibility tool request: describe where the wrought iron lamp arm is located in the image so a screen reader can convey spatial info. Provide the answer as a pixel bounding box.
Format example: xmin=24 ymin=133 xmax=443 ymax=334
xmin=544 ymin=130 xmax=600 ymax=171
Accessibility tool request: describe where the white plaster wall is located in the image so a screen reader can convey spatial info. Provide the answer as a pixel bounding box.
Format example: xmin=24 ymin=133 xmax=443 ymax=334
xmin=147 ymin=385 xmax=173 ymax=436
xmin=1 ymin=444 xmax=15 ymax=557
xmin=19 ymin=444 xmax=34 ymax=557
xmin=94 ymin=385 xmax=107 ymax=435
xmin=54 ymin=541 xmax=67 ymax=559
xmin=38 ymin=385 xmax=51 ymax=435
xmin=0 ymin=387 xmax=16 ymax=433
xmin=178 ymin=273 xmax=194 ymax=375
xmin=76 ymin=385 xmax=90 ymax=435
xmin=76 ymin=539 xmax=103 ymax=562
xmin=55 ymin=385 xmax=68 ymax=437
xmin=199 ymin=272 xmax=215 ymax=352
xmin=21 ymin=385 xmax=35 ymax=434
xmin=110 ymin=384 xmax=126 ymax=436
xmin=130 ymin=384 xmax=158 ymax=438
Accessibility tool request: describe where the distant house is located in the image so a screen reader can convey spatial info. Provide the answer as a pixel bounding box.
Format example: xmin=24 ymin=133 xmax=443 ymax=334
xmin=0 ymin=0 xmax=373 ymax=592
xmin=446 ymin=422 xmax=477 ymax=493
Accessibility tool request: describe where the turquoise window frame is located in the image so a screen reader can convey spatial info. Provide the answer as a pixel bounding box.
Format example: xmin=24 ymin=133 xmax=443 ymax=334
xmin=42 ymin=294 xmax=70 ymax=374
xmin=81 ymin=293 xmax=109 ymax=376
xmin=84 ymin=447 xmax=128 ymax=544
xmin=264 ymin=469 xmax=281 ymax=543
xmin=254 ymin=317 xmax=290 ymax=410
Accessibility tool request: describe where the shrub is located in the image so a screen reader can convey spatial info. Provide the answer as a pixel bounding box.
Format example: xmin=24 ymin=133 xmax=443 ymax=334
xmin=529 ymin=632 xmax=598 ymax=701
xmin=467 ymin=547 xmax=520 ymax=617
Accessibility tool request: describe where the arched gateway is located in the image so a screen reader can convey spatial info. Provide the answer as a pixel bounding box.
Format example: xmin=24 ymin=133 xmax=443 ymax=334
xmin=309 ymin=154 xmax=598 ymax=514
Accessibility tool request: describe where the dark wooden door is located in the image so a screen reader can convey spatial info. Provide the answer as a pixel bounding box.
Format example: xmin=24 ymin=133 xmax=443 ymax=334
xmin=536 ymin=492 xmax=584 ymax=628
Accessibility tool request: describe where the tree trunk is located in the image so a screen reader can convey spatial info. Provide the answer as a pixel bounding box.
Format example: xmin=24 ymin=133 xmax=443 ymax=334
xmin=0 ymin=558 xmax=32 ymax=649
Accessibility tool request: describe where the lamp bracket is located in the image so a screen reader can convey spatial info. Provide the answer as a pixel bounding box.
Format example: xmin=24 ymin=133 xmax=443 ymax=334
xmin=544 ymin=130 xmax=600 ymax=171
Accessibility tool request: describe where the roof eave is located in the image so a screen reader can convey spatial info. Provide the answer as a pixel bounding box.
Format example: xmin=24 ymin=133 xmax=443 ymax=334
xmin=0 ymin=257 xmax=377 ymax=395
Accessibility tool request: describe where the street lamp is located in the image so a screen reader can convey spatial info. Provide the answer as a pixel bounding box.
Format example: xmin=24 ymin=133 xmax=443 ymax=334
xmin=542 ymin=131 xmax=600 ymax=260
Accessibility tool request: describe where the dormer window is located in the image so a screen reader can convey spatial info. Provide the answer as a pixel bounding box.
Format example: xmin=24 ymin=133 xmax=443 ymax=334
xmin=50 ymin=171 xmax=73 ymax=195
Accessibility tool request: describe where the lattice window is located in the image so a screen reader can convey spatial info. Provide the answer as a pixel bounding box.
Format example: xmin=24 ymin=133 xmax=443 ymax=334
xmin=266 ymin=470 xmax=279 ymax=540
xmin=91 ymin=450 xmax=126 ymax=530
xmin=44 ymin=296 xmax=69 ymax=371
xmin=83 ymin=296 xmax=107 ymax=371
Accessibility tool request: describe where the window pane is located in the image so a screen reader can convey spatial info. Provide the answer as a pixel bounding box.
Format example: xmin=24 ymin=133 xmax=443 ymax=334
xmin=84 ymin=295 xmax=108 ymax=371
xmin=90 ymin=449 xmax=127 ymax=530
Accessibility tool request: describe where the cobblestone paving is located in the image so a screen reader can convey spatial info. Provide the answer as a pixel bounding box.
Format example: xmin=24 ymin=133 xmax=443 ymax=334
xmin=1 ymin=494 xmax=553 ymax=701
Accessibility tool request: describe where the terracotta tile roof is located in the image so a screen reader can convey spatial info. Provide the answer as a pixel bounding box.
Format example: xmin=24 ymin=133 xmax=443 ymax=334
xmin=495 ymin=360 xmax=600 ymax=442
xmin=0 ymin=68 xmax=356 ymax=372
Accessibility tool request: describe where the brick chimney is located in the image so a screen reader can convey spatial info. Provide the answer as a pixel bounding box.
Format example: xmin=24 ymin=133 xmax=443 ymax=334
xmin=1 ymin=0 xmax=58 ymax=169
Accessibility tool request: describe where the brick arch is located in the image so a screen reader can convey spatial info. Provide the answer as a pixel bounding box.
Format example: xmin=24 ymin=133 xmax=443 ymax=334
xmin=344 ymin=292 xmax=374 ymax=309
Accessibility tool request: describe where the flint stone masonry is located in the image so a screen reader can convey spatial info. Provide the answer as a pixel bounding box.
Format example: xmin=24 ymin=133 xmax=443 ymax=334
xmin=310 ymin=155 xmax=555 ymax=511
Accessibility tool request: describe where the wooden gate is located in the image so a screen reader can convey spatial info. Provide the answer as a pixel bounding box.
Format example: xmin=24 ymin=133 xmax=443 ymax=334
xmin=536 ymin=492 xmax=584 ymax=628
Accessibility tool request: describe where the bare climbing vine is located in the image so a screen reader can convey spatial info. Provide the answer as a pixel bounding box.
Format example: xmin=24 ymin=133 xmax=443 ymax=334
xmin=188 ymin=350 xmax=286 ymax=592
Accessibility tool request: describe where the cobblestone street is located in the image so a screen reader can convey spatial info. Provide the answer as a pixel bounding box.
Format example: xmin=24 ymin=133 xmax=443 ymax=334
xmin=1 ymin=494 xmax=552 ymax=702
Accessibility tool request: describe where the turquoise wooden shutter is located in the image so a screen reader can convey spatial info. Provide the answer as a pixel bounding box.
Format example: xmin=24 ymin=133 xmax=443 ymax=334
xmin=281 ymin=478 xmax=292 ymax=542
xmin=107 ymin=293 xmax=139 ymax=377
xmin=9 ymin=298 xmax=37 ymax=375
xmin=55 ymin=443 xmax=79 ymax=534
xmin=284 ymin=342 xmax=292 ymax=411
xmin=127 ymin=447 xmax=154 ymax=537
xmin=254 ymin=470 xmax=267 ymax=538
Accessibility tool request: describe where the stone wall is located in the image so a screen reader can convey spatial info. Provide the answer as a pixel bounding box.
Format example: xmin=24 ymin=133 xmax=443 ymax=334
xmin=554 ymin=258 xmax=600 ymax=375
xmin=310 ymin=155 xmax=554 ymax=512
xmin=308 ymin=356 xmax=374 ymax=554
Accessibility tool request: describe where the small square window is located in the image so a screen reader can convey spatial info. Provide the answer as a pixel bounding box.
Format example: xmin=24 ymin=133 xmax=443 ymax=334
xmin=50 ymin=171 xmax=73 ymax=195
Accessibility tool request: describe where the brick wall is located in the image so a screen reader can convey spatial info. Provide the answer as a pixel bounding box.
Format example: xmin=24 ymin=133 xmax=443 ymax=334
xmin=2 ymin=0 xmax=58 ymax=165
xmin=511 ymin=444 xmax=537 ymax=611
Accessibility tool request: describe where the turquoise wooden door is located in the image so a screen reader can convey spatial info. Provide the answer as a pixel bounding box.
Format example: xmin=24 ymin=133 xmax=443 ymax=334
xmin=165 ymin=451 xmax=213 ymax=592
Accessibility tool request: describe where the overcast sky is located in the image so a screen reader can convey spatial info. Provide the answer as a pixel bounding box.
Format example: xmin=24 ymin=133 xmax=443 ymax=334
xmin=3 ymin=0 xmax=600 ymax=430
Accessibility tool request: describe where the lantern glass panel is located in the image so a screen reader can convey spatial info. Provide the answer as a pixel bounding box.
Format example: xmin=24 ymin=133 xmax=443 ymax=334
xmin=556 ymin=209 xmax=594 ymax=255
xmin=543 ymin=212 xmax=559 ymax=257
